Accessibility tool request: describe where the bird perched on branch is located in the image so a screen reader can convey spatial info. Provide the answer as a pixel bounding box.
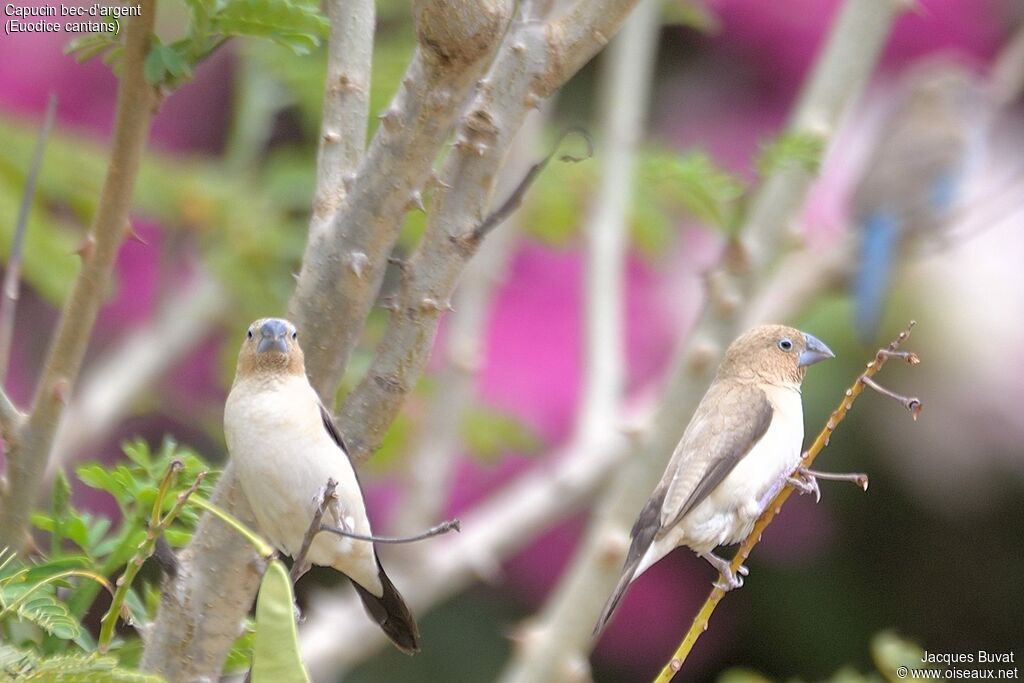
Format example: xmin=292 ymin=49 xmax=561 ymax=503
xmin=851 ymin=62 xmax=986 ymax=342
xmin=594 ymin=325 xmax=834 ymax=635
xmin=225 ymin=317 xmax=419 ymax=654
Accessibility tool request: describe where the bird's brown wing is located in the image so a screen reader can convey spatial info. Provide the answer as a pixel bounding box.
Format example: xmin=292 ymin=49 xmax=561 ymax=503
xmin=659 ymin=381 xmax=773 ymax=530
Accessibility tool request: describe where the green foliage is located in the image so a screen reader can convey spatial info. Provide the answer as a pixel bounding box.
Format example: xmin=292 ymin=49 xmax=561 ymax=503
xmin=0 ymin=440 xmax=239 ymax=679
xmin=637 ymin=149 xmax=746 ymax=234
xmin=661 ymin=0 xmax=721 ymax=33
xmin=462 ymin=406 xmax=542 ymax=463
xmin=756 ymin=131 xmax=826 ymax=178
xmin=65 ymin=0 xmax=327 ymax=88
xmin=251 ymin=560 xmax=310 ymax=682
xmin=211 ymin=0 xmax=327 ymax=56
xmin=0 ymin=550 xmax=84 ymax=641
xmin=0 ymin=643 xmax=165 ymax=681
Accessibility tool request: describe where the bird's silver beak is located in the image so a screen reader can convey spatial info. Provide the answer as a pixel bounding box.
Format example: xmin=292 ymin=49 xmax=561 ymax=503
xmin=257 ymin=319 xmax=289 ymax=354
xmin=798 ymin=332 xmax=835 ymax=367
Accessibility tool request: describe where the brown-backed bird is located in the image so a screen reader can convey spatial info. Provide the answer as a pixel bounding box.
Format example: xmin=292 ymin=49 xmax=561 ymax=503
xmin=594 ymin=324 xmax=834 ymax=635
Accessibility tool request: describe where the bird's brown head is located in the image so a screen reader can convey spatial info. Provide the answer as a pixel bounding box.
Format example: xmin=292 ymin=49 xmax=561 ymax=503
xmin=235 ymin=318 xmax=306 ymax=378
xmin=717 ymin=324 xmax=834 ymax=386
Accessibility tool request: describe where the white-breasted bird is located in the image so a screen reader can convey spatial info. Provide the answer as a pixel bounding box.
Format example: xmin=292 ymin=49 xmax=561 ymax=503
xmin=594 ymin=324 xmax=834 ymax=635
xmin=225 ymin=317 xmax=419 ymax=654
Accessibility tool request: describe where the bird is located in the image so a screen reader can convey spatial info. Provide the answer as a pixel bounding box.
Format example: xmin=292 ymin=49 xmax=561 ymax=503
xmin=851 ymin=62 xmax=986 ymax=343
xmin=594 ymin=324 xmax=834 ymax=636
xmin=224 ymin=317 xmax=419 ymax=654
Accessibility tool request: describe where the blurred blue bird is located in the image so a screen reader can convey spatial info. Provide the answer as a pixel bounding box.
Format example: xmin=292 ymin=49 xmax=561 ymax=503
xmin=851 ymin=63 xmax=986 ymax=343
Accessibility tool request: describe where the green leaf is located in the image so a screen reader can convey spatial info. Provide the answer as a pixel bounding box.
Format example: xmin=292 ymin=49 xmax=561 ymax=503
xmin=637 ymin=150 xmax=746 ymax=232
xmin=224 ymin=625 xmax=256 ymax=674
xmin=462 ymin=407 xmax=543 ymax=463
xmin=144 ymin=40 xmax=194 ymax=86
xmin=63 ymin=28 xmax=121 ymax=63
xmin=755 ymin=131 xmax=826 ymax=178
xmin=661 ymin=0 xmax=721 ymax=33
xmin=252 ymin=560 xmax=310 ymax=682
xmin=0 ymin=643 xmax=165 ymax=681
xmin=5 ymin=592 xmax=82 ymax=640
xmin=213 ymin=0 xmax=328 ymax=55
xmin=871 ymin=631 xmax=937 ymax=682
xmin=76 ymin=465 xmax=121 ymax=498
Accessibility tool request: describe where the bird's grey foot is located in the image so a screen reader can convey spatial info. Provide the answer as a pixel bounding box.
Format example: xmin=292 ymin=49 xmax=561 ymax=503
xmin=702 ymin=552 xmax=746 ymax=591
xmin=788 ymin=468 xmax=822 ymax=502
xmin=792 ymin=466 xmax=869 ymax=497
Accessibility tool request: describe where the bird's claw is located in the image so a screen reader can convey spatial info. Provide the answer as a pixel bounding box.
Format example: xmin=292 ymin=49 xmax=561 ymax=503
xmin=714 ymin=568 xmax=745 ymax=591
xmin=788 ymin=469 xmax=822 ymax=502
xmin=704 ymin=553 xmax=746 ymax=591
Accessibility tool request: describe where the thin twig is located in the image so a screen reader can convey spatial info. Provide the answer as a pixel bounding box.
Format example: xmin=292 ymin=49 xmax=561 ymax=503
xmin=319 ymin=519 xmax=461 ymax=544
xmin=0 ymin=93 xmax=57 ymax=385
xmin=861 ymin=375 xmax=922 ymax=418
xmin=290 ymin=479 xmax=337 ymax=583
xmin=654 ymin=321 xmax=920 ymax=682
xmin=99 ymin=463 xmax=207 ymax=652
xmin=471 ymin=126 xmax=593 ymax=241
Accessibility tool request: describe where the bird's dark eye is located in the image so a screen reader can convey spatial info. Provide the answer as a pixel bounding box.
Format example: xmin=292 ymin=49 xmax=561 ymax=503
xmin=778 ymin=338 xmax=793 ymax=351
xmin=291 ymin=330 xmax=297 ymax=340
xmin=247 ymin=329 xmax=253 ymax=340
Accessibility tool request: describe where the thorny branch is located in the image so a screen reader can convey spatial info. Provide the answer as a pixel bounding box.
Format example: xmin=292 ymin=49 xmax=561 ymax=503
xmin=655 ymin=321 xmax=922 ymax=682
xmin=0 ymin=1 xmax=159 ymax=552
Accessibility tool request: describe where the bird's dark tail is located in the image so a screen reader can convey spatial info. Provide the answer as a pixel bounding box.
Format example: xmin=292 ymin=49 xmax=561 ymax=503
xmin=593 ymin=491 xmax=664 ymax=637
xmin=351 ymin=559 xmax=420 ymax=655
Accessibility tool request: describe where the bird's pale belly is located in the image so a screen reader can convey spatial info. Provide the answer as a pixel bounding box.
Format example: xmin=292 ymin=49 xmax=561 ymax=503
xmin=226 ymin=395 xmax=381 ymax=592
xmin=679 ymin=393 xmax=803 ymax=553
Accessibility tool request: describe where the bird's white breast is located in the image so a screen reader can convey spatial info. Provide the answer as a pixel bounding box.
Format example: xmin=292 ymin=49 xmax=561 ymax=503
xmin=224 ymin=374 xmax=382 ymax=594
xmin=662 ymin=383 xmax=804 ymax=557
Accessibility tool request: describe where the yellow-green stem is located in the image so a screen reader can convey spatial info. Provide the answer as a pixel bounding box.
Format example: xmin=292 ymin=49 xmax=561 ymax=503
xmin=98 ymin=469 xmax=205 ymax=652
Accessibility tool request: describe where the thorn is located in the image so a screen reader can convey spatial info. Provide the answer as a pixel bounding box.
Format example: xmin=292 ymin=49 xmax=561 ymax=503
xmin=429 ymin=170 xmax=452 ymax=190
xmin=511 ymin=42 xmax=525 ymax=54
xmin=473 ymin=143 xmax=488 ymax=156
xmin=386 ymin=255 xmax=406 ymax=270
xmin=378 ymin=107 xmax=401 ymax=132
xmin=524 ymin=92 xmax=542 ymax=110
xmin=406 ymin=191 xmax=426 ymax=213
xmin=74 ymin=234 xmax=95 ymax=260
xmin=419 ymin=298 xmax=453 ymax=312
xmin=379 ymin=296 xmax=399 ymax=312
xmin=124 ymin=221 xmax=147 ymax=245
xmin=322 ymin=130 xmax=341 ymax=144
xmin=345 ymin=251 xmax=370 ymax=279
